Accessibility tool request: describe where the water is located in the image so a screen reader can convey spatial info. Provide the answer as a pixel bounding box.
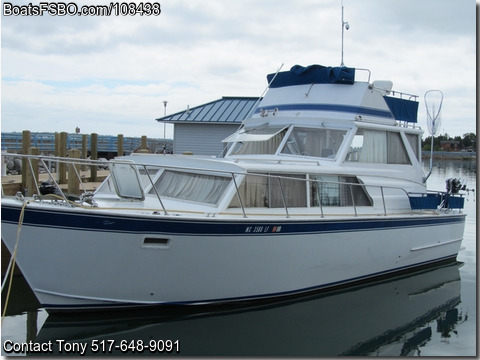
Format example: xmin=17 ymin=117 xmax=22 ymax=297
xmin=1 ymin=160 xmax=476 ymax=356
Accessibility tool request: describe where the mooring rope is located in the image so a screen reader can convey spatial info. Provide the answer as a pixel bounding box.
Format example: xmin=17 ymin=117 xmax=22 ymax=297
xmin=1 ymin=200 xmax=29 ymax=326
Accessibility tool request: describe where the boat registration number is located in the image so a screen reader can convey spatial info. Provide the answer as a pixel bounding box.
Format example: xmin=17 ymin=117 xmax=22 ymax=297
xmin=245 ymin=225 xmax=282 ymax=233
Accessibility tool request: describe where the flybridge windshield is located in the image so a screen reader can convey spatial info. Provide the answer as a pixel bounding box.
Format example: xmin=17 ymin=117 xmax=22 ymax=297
xmin=282 ymin=127 xmax=347 ymax=158
xmin=228 ymin=127 xmax=288 ymax=155
xmin=222 ymin=126 xmax=287 ymax=143
xmin=227 ymin=125 xmax=348 ymax=159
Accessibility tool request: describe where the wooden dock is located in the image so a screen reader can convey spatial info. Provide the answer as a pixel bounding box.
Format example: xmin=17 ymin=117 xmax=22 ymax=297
xmin=1 ymin=131 xmax=173 ymax=156
xmin=1 ymin=170 xmax=109 ymax=196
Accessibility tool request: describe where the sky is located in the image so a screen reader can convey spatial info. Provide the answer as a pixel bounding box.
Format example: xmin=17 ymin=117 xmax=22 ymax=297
xmin=0 ymin=0 xmax=477 ymax=139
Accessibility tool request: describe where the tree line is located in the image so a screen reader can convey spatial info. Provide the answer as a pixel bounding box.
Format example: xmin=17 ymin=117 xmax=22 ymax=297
xmin=422 ymin=132 xmax=476 ymax=152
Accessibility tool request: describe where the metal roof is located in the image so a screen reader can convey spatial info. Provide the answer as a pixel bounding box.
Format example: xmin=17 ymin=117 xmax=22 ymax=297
xmin=156 ymin=96 xmax=260 ymax=124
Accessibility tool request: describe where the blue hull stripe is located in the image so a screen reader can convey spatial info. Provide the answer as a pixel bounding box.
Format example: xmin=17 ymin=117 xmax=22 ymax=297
xmin=254 ymin=103 xmax=393 ymax=119
xmin=1 ymin=205 xmax=465 ymax=236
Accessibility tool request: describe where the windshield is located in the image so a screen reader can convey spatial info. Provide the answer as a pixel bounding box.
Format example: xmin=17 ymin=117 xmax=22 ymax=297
xmin=229 ymin=128 xmax=288 ymax=155
xmin=281 ymin=127 xmax=347 ymax=158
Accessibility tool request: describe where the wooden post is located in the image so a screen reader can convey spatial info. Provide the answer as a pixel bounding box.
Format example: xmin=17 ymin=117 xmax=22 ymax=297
xmin=21 ymin=130 xmax=31 ymax=189
xmin=25 ymin=147 xmax=39 ymax=196
xmin=90 ymin=133 xmax=98 ymax=182
xmin=58 ymin=132 xmax=67 ymax=184
xmin=117 ymin=134 xmax=124 ymax=157
xmin=81 ymin=134 xmax=88 ymax=171
xmin=54 ymin=132 xmax=60 ymax=156
xmin=138 ymin=135 xmax=149 ymax=153
xmin=53 ymin=132 xmax=60 ymax=183
xmin=68 ymin=149 xmax=81 ymax=195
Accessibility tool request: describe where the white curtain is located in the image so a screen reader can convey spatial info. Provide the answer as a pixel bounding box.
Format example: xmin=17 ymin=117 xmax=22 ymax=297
xmin=230 ymin=174 xmax=268 ymax=207
xmin=387 ymin=132 xmax=410 ymax=164
xmin=358 ymin=130 xmax=387 ymax=163
xmin=230 ymin=173 xmax=306 ymax=208
xmin=406 ymin=133 xmax=420 ymax=160
xmin=152 ymin=170 xmax=231 ymax=205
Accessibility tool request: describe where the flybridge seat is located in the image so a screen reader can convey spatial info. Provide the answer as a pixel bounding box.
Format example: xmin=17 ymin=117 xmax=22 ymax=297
xmin=264 ymin=64 xmax=419 ymax=123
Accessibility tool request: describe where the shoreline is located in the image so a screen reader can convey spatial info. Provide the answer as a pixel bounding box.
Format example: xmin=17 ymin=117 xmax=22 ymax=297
xmin=421 ymin=151 xmax=476 ymax=161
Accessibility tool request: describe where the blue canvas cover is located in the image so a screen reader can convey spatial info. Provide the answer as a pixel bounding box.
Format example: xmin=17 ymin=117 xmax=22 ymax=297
xmin=267 ymin=64 xmax=355 ymax=88
xmin=383 ymin=96 xmax=419 ymax=123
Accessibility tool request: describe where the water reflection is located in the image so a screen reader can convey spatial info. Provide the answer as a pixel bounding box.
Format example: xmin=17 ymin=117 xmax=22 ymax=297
xmin=24 ymin=262 xmax=463 ymax=357
xmin=423 ymin=159 xmax=477 ymax=191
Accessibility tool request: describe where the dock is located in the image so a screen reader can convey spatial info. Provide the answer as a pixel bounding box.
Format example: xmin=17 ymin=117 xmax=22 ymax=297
xmin=1 ymin=131 xmax=173 ymax=157
xmin=1 ymin=170 xmax=109 ymax=196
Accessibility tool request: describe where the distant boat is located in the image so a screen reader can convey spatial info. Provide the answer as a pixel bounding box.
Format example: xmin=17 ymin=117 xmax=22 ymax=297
xmin=1 ymin=64 xmax=466 ymax=312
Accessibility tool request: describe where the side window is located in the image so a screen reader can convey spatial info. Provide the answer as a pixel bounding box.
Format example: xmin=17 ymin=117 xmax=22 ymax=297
xmin=346 ymin=129 xmax=411 ymax=164
xmin=310 ymin=175 xmax=372 ymax=207
xmin=229 ymin=173 xmax=307 ymax=208
xmin=406 ymin=133 xmax=420 ymax=161
xmin=149 ymin=170 xmax=231 ymax=205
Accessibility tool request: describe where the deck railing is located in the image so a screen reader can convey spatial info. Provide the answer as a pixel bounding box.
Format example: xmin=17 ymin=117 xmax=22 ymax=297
xmin=1 ymin=154 xmax=464 ymax=218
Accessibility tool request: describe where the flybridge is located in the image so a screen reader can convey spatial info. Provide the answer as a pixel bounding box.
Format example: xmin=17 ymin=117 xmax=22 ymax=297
xmin=261 ymin=64 xmax=419 ymax=123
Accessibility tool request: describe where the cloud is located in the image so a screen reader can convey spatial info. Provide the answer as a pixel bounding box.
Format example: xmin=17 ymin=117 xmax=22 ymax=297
xmin=1 ymin=0 xmax=476 ymax=138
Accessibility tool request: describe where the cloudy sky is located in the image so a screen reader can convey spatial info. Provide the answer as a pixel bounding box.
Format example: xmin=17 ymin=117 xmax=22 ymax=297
xmin=1 ymin=0 xmax=476 ymax=139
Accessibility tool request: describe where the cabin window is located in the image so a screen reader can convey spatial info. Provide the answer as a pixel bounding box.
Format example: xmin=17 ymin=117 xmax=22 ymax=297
xmin=95 ymin=175 xmax=115 ymax=194
xmin=346 ymin=129 xmax=410 ymax=164
xmin=406 ymin=133 xmax=420 ymax=161
xmin=149 ymin=170 xmax=231 ymax=205
xmin=229 ymin=128 xmax=287 ymax=155
xmin=229 ymin=173 xmax=307 ymax=208
xmin=138 ymin=167 xmax=160 ymax=189
xmin=310 ymin=175 xmax=372 ymax=207
xmin=281 ymin=127 xmax=347 ymax=158
xmin=109 ymin=162 xmax=145 ymax=200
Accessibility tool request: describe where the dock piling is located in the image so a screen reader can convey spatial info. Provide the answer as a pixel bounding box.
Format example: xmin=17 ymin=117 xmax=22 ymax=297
xmin=21 ymin=130 xmax=31 ymax=189
xmin=58 ymin=132 xmax=67 ymax=184
xmin=90 ymin=133 xmax=98 ymax=182
xmin=24 ymin=147 xmax=39 ymax=196
xmin=81 ymin=135 xmax=88 ymax=171
xmin=137 ymin=135 xmax=149 ymax=153
xmin=118 ymin=134 xmax=124 ymax=156
xmin=68 ymin=149 xmax=81 ymax=195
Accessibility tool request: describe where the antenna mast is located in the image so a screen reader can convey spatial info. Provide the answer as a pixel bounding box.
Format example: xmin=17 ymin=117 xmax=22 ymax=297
xmin=341 ymin=0 xmax=349 ymax=67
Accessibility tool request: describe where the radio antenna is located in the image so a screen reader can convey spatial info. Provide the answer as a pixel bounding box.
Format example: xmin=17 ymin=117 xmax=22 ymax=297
xmin=341 ymin=0 xmax=350 ymax=67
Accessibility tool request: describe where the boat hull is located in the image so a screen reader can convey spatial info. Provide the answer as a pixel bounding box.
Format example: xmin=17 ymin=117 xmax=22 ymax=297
xmin=1 ymin=201 xmax=465 ymax=311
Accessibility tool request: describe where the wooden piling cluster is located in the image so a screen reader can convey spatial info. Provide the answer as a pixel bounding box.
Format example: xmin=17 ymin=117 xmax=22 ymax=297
xmin=3 ymin=130 xmax=151 ymax=196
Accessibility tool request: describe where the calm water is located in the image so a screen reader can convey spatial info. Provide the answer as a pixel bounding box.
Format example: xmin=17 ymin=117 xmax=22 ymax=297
xmin=1 ymin=160 xmax=476 ymax=356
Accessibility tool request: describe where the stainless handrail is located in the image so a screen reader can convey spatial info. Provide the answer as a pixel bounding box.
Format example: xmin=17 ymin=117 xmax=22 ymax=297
xmin=277 ymin=177 xmax=290 ymax=218
xmin=2 ymin=153 xmax=443 ymax=218
xmin=142 ymin=164 xmax=168 ymax=215
xmin=231 ymin=174 xmax=246 ymax=218
xmin=349 ymin=184 xmax=357 ymax=217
